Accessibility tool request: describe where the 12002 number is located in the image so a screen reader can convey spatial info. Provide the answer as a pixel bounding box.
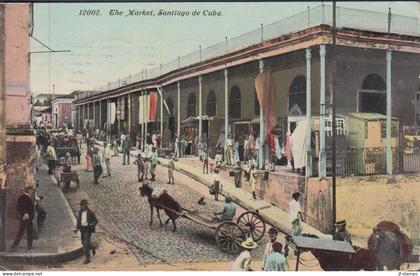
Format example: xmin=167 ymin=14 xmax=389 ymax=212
xmin=79 ymin=10 xmax=101 ymax=16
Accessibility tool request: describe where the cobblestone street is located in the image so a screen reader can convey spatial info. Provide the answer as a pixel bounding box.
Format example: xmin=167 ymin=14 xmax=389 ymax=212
xmin=76 ymin=151 xmax=268 ymax=265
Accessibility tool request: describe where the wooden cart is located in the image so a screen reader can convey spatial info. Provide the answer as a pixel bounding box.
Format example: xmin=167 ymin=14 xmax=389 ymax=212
xmin=163 ymin=207 xmax=266 ymax=253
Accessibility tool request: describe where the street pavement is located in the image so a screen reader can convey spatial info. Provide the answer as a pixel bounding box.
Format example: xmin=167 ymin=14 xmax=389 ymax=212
xmin=76 ymin=149 xmax=269 ymax=264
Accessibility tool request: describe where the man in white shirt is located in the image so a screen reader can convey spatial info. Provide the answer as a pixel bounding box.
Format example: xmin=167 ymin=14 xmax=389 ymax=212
xmin=102 ymin=142 xmax=112 ymax=177
xmin=75 ymin=199 xmax=98 ymax=264
xmin=289 ymin=192 xmax=304 ymax=236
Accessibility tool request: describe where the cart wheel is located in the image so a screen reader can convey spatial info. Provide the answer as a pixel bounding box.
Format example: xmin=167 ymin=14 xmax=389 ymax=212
xmin=237 ymin=211 xmax=266 ymax=242
xmin=215 ymin=221 xmax=245 ymax=254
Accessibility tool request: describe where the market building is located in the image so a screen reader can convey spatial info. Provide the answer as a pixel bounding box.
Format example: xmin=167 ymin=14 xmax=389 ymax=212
xmin=74 ymin=6 xmax=420 ymax=176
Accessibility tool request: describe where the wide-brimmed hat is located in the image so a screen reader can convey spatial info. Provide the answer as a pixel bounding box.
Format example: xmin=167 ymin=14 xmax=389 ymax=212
xmin=268 ymin=227 xmax=279 ymax=234
xmin=241 ymin=238 xmax=257 ymax=249
xmin=334 ymin=220 xmax=347 ymax=227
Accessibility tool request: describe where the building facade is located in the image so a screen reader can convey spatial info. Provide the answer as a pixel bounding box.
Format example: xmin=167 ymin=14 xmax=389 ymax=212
xmin=52 ymin=98 xmax=73 ymax=129
xmin=0 ymin=3 xmax=35 ymax=251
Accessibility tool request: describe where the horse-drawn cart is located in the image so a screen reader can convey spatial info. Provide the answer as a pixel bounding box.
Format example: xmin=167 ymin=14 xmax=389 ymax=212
xmin=181 ymin=210 xmax=266 ymax=253
xmin=139 ymin=183 xmax=266 ymax=254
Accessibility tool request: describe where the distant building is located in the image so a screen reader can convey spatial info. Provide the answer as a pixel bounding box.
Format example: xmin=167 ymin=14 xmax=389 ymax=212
xmin=52 ymin=98 xmax=74 ymax=129
xmin=32 ymin=93 xmax=68 ymax=106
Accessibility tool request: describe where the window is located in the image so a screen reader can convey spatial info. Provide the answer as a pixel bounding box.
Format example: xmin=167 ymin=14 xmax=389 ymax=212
xmin=362 ymin=74 xmax=386 ymax=90
xmin=289 ymin=75 xmax=306 ymax=115
xmin=359 ymin=74 xmax=387 ymax=115
xmin=206 ymin=91 xmax=216 ymax=117
xmin=229 ymin=86 xmax=241 ymax=119
xmin=187 ymin=93 xmax=196 ymax=117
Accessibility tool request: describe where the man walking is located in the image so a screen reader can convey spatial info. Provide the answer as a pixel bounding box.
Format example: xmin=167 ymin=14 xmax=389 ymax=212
xmin=233 ymin=161 xmax=242 ymax=188
xmin=134 ymin=154 xmax=145 ymax=182
xmin=93 ymin=148 xmax=102 ymax=184
xmin=167 ymin=155 xmax=175 ymax=184
xmin=102 ymin=142 xmax=112 ymax=177
xmin=225 ymin=133 xmax=233 ymax=166
xmin=289 ymin=192 xmax=304 ymax=236
xmin=150 ymin=147 xmax=158 ymax=181
xmin=74 ymin=199 xmax=98 ymax=264
xmin=10 ymin=186 xmax=35 ymax=251
xmin=122 ymin=134 xmax=132 ymax=165
xmin=202 ymin=150 xmax=209 ymax=174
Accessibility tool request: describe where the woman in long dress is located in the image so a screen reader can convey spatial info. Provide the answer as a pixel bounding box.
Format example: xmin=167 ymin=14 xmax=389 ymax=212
xmin=86 ymin=148 xmax=94 ymax=172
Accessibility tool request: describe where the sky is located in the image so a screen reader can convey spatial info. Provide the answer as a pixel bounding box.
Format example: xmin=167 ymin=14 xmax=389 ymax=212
xmin=30 ymin=1 xmax=420 ymax=94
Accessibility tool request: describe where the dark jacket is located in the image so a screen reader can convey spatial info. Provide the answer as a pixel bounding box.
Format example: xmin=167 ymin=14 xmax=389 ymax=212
xmin=17 ymin=193 xmax=35 ymax=220
xmin=76 ymin=207 xmax=98 ymax=233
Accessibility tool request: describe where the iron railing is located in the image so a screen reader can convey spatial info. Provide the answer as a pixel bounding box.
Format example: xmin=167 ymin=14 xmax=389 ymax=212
xmin=87 ymin=4 xmax=419 ymax=95
xmin=324 ymin=147 xmax=400 ymax=176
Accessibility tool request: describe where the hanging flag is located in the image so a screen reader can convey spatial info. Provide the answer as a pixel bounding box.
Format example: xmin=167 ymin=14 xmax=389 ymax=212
xmin=255 ymin=69 xmax=278 ymax=150
xmin=138 ymin=96 xmax=144 ymax=124
xmin=110 ymin=102 xmax=116 ymax=124
xmin=149 ymin=91 xmax=158 ymax=122
xmin=156 ymin=86 xmax=171 ymax=116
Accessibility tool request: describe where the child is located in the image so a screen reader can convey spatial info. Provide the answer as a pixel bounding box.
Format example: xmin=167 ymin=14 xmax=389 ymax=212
xmin=167 ymin=155 xmax=175 ymax=184
xmin=133 ymin=154 xmax=145 ymax=182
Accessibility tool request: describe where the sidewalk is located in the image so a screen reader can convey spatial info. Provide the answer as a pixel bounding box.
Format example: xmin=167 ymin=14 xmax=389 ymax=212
xmin=0 ymin=159 xmax=83 ymax=264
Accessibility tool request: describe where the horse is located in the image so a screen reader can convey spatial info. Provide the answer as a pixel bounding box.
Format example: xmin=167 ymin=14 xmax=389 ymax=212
xmin=295 ymin=234 xmax=377 ymax=271
xmin=368 ymin=220 xmax=413 ymax=270
xmin=138 ymin=182 xmax=182 ymax=232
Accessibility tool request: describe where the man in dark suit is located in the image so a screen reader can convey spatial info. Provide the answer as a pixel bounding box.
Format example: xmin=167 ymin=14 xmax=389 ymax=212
xmin=122 ymin=135 xmax=132 ymax=165
xmin=10 ymin=186 xmax=35 ymax=250
xmin=74 ymin=199 xmax=98 ymax=264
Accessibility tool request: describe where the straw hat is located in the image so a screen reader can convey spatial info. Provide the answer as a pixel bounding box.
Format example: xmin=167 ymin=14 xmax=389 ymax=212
xmin=241 ymin=237 xmax=257 ymax=249
xmin=334 ymin=220 xmax=347 ymax=227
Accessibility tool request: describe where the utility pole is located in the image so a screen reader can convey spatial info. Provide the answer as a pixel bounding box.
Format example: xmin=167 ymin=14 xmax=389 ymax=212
xmin=331 ymin=0 xmax=337 ymax=231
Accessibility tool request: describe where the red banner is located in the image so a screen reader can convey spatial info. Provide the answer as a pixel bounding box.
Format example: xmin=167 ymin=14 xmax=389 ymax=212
xmin=148 ymin=91 xmax=158 ymax=122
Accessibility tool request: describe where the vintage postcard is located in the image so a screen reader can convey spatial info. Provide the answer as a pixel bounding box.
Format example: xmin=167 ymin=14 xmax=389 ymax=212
xmin=0 ymin=1 xmax=419 ymax=273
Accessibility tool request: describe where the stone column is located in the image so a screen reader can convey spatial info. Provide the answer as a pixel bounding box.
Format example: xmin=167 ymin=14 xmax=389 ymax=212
xmin=319 ymin=45 xmax=326 ymax=179
xmin=160 ymin=87 xmax=164 ymax=148
xmin=177 ymin=81 xmax=181 ymax=139
xmin=128 ymin=94 xmax=132 ymax=137
xmin=258 ymin=60 xmax=265 ymax=170
xmin=224 ymin=69 xmax=228 ymax=143
xmin=139 ymin=91 xmax=146 ymax=150
xmin=145 ymin=90 xmax=148 ymax=145
xmin=198 ymin=75 xmax=203 ymax=143
xmin=306 ymin=48 xmax=313 ymax=177
xmin=106 ymin=99 xmax=111 ymax=143
xmin=386 ymin=49 xmax=393 ymax=176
